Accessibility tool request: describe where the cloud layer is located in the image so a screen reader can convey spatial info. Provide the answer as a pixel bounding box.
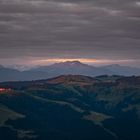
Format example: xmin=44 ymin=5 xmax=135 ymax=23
xmin=0 ymin=0 xmax=140 ymax=66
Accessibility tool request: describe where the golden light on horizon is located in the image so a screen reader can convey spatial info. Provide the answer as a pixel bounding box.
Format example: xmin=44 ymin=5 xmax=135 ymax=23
xmin=34 ymin=58 xmax=98 ymax=64
xmin=33 ymin=58 xmax=135 ymax=66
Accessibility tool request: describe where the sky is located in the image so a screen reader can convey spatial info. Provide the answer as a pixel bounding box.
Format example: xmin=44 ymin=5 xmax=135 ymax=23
xmin=0 ymin=0 xmax=140 ymax=67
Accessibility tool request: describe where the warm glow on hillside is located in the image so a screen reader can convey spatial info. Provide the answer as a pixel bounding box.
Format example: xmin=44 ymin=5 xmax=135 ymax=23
xmin=0 ymin=88 xmax=6 ymax=91
xmin=0 ymin=88 xmax=12 ymax=93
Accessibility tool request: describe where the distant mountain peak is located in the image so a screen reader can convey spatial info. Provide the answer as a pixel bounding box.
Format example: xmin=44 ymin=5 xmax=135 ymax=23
xmin=64 ymin=60 xmax=82 ymax=64
xmin=54 ymin=61 xmax=85 ymax=66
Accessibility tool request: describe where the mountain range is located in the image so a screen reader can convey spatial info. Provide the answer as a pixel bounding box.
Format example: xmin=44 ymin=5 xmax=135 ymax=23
xmin=0 ymin=61 xmax=140 ymax=82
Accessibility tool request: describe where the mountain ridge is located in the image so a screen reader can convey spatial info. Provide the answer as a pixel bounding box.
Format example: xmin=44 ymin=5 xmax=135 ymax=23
xmin=0 ymin=61 xmax=140 ymax=82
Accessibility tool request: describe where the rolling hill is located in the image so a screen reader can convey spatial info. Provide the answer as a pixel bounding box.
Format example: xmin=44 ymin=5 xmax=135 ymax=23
xmin=0 ymin=75 xmax=140 ymax=140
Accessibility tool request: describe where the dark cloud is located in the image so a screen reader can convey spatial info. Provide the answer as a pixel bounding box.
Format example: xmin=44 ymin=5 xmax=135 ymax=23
xmin=0 ymin=0 xmax=140 ymax=66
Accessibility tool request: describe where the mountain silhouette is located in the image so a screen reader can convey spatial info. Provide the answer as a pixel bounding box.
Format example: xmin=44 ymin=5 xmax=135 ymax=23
xmin=0 ymin=61 xmax=140 ymax=82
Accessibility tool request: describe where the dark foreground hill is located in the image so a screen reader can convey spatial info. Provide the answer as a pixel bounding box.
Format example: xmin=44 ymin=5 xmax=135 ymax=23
xmin=0 ymin=75 xmax=140 ymax=140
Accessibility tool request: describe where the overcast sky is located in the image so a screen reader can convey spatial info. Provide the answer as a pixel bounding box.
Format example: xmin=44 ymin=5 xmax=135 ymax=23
xmin=0 ymin=0 xmax=140 ymax=66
